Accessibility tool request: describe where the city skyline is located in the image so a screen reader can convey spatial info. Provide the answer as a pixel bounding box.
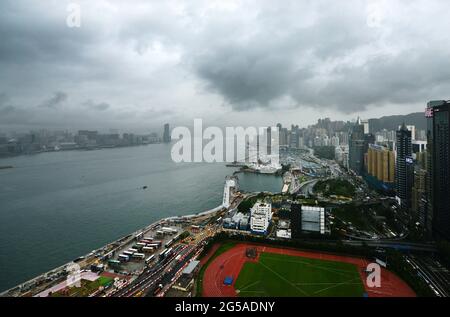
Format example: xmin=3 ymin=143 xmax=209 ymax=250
xmin=0 ymin=109 xmax=430 ymax=136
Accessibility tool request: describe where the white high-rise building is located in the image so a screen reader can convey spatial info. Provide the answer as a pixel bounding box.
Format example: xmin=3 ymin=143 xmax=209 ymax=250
xmin=361 ymin=119 xmax=370 ymax=134
xmin=250 ymin=202 xmax=272 ymax=235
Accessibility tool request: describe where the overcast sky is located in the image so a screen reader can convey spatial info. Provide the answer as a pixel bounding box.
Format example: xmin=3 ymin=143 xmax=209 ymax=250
xmin=1 ymin=0 xmax=450 ymax=133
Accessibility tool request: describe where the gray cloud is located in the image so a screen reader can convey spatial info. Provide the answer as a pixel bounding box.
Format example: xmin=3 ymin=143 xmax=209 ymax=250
xmin=0 ymin=93 xmax=16 ymax=115
xmin=38 ymin=92 xmax=68 ymax=109
xmin=0 ymin=0 xmax=450 ymax=130
xmin=188 ymin=1 xmax=450 ymax=113
xmin=0 ymin=104 xmax=16 ymax=115
xmin=0 ymin=93 xmax=9 ymax=106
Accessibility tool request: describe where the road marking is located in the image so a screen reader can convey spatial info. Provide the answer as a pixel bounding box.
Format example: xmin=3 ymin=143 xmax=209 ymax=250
xmin=313 ymin=277 xmax=361 ymax=295
xmin=258 ymin=261 xmax=308 ymax=296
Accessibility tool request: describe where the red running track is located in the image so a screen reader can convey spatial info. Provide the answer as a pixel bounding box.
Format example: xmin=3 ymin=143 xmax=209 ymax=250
xmin=202 ymin=243 xmax=416 ymax=297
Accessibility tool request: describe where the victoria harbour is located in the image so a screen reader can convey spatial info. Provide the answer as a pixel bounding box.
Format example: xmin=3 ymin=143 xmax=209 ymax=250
xmin=0 ymin=145 xmax=281 ymax=291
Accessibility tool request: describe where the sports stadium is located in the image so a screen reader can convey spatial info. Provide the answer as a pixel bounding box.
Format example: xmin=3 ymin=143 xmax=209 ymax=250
xmin=201 ymin=243 xmax=415 ymax=297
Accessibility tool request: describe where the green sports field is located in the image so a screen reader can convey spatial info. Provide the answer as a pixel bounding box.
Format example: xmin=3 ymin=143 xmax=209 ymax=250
xmin=234 ymin=252 xmax=365 ymax=297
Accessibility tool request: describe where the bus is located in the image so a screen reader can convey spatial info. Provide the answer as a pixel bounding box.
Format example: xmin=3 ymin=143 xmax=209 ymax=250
xmin=162 ymin=227 xmax=178 ymax=235
xmin=108 ymin=259 xmax=121 ymax=267
xmin=145 ymin=254 xmax=156 ymax=264
xmin=159 ymin=249 xmax=168 ymax=260
xmin=159 ymin=247 xmax=174 ymax=261
xmin=165 ymin=239 xmax=174 ymax=248
xmin=132 ymin=253 xmax=145 ymax=260
xmin=142 ymin=246 xmax=154 ymax=253
xmin=165 ymin=248 xmax=174 ymax=258
xmin=135 ymin=232 xmax=144 ymax=241
xmin=118 ymin=254 xmax=129 ymax=262
xmin=123 ymin=251 xmax=134 ymax=256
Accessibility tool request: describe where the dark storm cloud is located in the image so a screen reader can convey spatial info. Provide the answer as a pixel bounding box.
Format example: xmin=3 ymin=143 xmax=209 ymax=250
xmin=38 ymin=92 xmax=68 ymax=109
xmin=188 ymin=0 xmax=450 ymax=112
xmin=0 ymin=0 xmax=450 ymax=130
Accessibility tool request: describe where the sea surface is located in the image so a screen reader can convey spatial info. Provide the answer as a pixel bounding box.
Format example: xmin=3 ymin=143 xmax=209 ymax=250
xmin=0 ymin=144 xmax=282 ymax=291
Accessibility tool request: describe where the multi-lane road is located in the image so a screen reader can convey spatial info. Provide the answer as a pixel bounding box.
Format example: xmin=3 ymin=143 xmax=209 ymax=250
xmin=109 ymin=244 xmax=198 ymax=297
xmin=406 ymin=255 xmax=450 ymax=297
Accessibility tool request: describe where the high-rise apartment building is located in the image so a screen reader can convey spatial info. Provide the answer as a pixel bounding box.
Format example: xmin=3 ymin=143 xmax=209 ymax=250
xmin=250 ymin=202 xmax=272 ymax=235
xmin=367 ymin=144 xmax=395 ymax=184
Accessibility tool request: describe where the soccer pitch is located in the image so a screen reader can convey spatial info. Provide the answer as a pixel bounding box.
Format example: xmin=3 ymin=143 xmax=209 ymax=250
xmin=234 ymin=252 xmax=366 ymax=297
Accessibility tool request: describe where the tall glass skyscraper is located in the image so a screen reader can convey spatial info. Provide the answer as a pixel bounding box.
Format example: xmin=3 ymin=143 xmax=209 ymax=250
xmin=396 ymin=123 xmax=413 ymax=211
xmin=426 ymin=100 xmax=450 ymax=240
xmin=349 ymin=118 xmax=365 ymax=175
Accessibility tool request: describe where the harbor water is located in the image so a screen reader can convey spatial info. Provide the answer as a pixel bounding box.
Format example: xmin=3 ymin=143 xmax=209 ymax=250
xmin=0 ymin=144 xmax=282 ymax=291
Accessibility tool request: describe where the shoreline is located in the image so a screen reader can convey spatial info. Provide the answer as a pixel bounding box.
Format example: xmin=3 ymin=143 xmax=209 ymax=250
xmin=0 ymin=143 xmax=164 ymax=160
xmin=0 ymin=201 xmax=226 ymax=296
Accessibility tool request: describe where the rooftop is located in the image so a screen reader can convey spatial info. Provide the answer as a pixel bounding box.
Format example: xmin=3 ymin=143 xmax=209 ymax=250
xmin=182 ymin=260 xmax=200 ymax=275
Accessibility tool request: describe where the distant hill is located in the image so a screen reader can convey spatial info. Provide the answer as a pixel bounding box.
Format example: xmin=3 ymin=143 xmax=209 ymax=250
xmin=368 ymin=112 xmax=426 ymax=133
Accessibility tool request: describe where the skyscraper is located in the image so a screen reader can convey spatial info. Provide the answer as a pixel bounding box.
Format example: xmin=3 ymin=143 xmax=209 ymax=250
xmin=348 ymin=118 xmax=365 ymax=175
xmin=163 ymin=123 xmax=171 ymax=143
xmin=266 ymin=127 xmax=272 ymax=155
xmin=289 ymin=125 xmax=299 ymax=149
xmin=412 ymin=168 xmax=427 ymax=228
xmin=396 ymin=123 xmax=413 ymax=211
xmin=426 ymin=100 xmax=450 ymax=240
